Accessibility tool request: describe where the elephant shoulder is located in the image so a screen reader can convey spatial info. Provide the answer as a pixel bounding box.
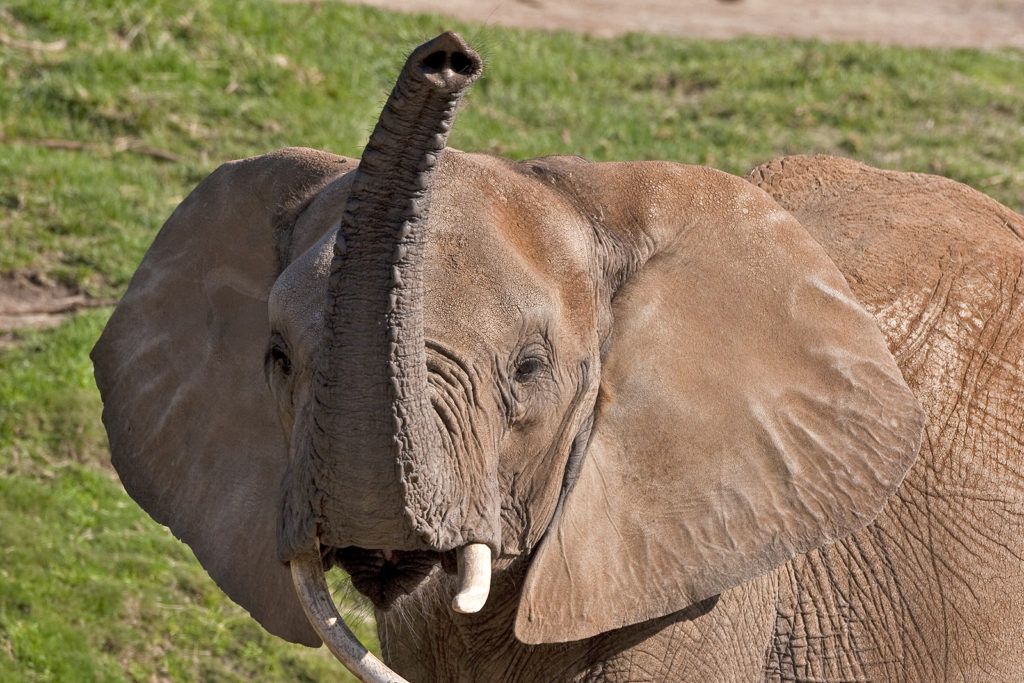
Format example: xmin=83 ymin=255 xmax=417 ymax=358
xmin=747 ymin=154 xmax=1024 ymax=264
xmin=748 ymin=154 xmax=1024 ymax=414
xmin=747 ymin=154 xmax=1024 ymax=324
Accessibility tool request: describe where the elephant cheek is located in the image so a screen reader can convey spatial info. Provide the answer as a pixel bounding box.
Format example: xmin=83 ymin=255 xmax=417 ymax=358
xmin=277 ymin=404 xmax=323 ymax=563
xmin=503 ymin=372 xmax=599 ymax=556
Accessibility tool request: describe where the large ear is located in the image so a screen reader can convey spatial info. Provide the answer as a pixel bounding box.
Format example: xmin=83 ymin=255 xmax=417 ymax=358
xmin=92 ymin=147 xmax=356 ymax=645
xmin=516 ymin=161 xmax=926 ymax=644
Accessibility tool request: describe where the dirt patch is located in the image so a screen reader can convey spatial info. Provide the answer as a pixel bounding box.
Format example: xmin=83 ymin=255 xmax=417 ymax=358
xmin=330 ymin=0 xmax=1024 ymax=50
xmin=0 ymin=274 xmax=113 ymax=347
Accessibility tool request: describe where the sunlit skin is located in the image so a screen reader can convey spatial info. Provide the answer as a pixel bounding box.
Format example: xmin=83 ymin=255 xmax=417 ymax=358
xmin=95 ymin=33 xmax=1024 ymax=682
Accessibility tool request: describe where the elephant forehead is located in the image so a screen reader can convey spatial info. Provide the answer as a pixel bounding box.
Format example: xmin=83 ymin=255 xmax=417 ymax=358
xmin=433 ymin=150 xmax=592 ymax=273
xmin=422 ymin=225 xmax=553 ymax=352
xmin=421 ymin=152 xmax=595 ymax=345
xmin=270 ymin=225 xmax=566 ymax=364
xmin=423 ymin=238 xmax=589 ymax=350
xmin=272 ymin=150 xmax=596 ymax=357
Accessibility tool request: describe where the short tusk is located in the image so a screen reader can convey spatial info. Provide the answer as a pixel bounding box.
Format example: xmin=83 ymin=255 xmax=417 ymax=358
xmin=291 ymin=548 xmax=409 ymax=683
xmin=451 ymin=542 xmax=492 ymax=614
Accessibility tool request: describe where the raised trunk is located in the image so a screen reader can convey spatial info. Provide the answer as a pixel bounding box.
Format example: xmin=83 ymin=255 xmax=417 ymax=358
xmin=306 ymin=33 xmax=485 ymax=552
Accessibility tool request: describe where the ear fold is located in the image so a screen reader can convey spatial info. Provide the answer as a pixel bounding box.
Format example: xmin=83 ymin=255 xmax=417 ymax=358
xmin=516 ymin=161 xmax=925 ymax=644
xmin=91 ymin=147 xmax=355 ymax=645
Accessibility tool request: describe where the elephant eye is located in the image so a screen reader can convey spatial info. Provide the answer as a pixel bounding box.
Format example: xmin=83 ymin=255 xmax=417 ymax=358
xmin=513 ymin=356 xmax=546 ymax=383
xmin=265 ymin=335 xmax=292 ymax=377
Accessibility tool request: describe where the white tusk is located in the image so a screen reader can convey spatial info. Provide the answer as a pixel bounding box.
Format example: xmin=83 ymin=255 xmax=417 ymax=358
xmin=451 ymin=543 xmax=492 ymax=614
xmin=291 ymin=546 xmax=409 ymax=683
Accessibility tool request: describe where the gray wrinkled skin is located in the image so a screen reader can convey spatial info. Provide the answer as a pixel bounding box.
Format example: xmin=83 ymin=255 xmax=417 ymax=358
xmin=93 ymin=33 xmax=1024 ymax=682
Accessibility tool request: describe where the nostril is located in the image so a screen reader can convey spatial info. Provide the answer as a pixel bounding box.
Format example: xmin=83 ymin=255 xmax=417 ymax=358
xmin=421 ymin=50 xmax=447 ymax=73
xmin=449 ymin=51 xmax=473 ymax=75
xmin=420 ymin=49 xmax=476 ymax=77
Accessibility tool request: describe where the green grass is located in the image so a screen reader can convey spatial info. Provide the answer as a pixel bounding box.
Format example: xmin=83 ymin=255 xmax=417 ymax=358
xmin=1 ymin=0 xmax=1022 ymax=678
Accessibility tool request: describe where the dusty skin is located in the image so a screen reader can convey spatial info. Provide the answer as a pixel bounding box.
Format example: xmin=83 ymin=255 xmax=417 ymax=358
xmin=94 ymin=30 xmax=1024 ymax=682
xmin=325 ymin=0 xmax=1024 ymax=50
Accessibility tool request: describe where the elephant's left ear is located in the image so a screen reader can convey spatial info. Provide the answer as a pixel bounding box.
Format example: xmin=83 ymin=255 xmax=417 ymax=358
xmin=92 ymin=147 xmax=355 ymax=646
xmin=515 ymin=160 xmax=925 ymax=644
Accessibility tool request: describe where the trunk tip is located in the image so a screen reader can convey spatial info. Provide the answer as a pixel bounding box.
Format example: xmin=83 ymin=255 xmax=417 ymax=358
xmin=413 ymin=31 xmax=483 ymax=92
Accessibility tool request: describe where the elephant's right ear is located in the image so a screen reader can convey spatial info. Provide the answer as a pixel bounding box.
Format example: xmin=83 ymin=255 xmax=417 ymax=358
xmin=516 ymin=160 xmax=925 ymax=644
xmin=91 ymin=148 xmax=355 ymax=645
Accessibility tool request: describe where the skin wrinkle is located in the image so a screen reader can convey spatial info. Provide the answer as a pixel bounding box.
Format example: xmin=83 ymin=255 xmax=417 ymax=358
xmin=425 ymin=344 xmax=496 ymax=539
xmin=920 ymin=461 xmax=955 ymax=680
xmin=95 ymin=75 xmax=1024 ymax=673
xmin=847 ymin=533 xmax=902 ymax=668
xmin=506 ymin=358 xmax=595 ymax=554
xmin=308 ymin=34 xmax=491 ymax=556
xmin=498 ymin=472 xmax=532 ymax=554
xmin=754 ymin=156 xmax=1024 ymax=682
xmin=376 ymin=147 xmax=1024 ymax=675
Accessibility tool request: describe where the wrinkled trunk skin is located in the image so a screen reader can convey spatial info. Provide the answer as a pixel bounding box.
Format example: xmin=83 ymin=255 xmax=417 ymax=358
xmin=279 ymin=32 xmax=498 ymax=560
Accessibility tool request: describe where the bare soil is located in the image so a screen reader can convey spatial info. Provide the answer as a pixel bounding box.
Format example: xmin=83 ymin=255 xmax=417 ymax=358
xmin=338 ymin=0 xmax=1024 ymax=50
xmin=0 ymin=274 xmax=112 ymax=344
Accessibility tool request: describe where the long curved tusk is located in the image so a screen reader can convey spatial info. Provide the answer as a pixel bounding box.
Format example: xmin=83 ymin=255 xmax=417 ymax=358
xmin=291 ymin=550 xmax=409 ymax=683
xmin=451 ymin=543 xmax=492 ymax=614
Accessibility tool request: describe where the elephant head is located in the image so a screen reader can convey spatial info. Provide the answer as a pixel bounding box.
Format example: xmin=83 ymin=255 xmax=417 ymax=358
xmin=92 ymin=33 xmax=925 ymax=680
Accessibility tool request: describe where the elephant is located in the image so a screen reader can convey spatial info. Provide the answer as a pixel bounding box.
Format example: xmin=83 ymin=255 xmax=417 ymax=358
xmin=92 ymin=31 xmax=1024 ymax=681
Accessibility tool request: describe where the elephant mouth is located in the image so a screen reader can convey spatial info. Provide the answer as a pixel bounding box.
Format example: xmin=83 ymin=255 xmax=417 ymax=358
xmin=327 ymin=546 xmax=454 ymax=609
xmin=290 ymin=536 xmax=494 ymax=679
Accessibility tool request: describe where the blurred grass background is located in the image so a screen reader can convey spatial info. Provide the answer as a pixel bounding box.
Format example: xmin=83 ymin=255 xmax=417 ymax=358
xmin=1 ymin=0 xmax=1021 ymax=679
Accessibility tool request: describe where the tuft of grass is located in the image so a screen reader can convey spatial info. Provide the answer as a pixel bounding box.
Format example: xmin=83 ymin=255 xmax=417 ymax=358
xmin=0 ymin=310 xmax=108 ymax=468
xmin=1 ymin=0 xmax=1021 ymax=679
